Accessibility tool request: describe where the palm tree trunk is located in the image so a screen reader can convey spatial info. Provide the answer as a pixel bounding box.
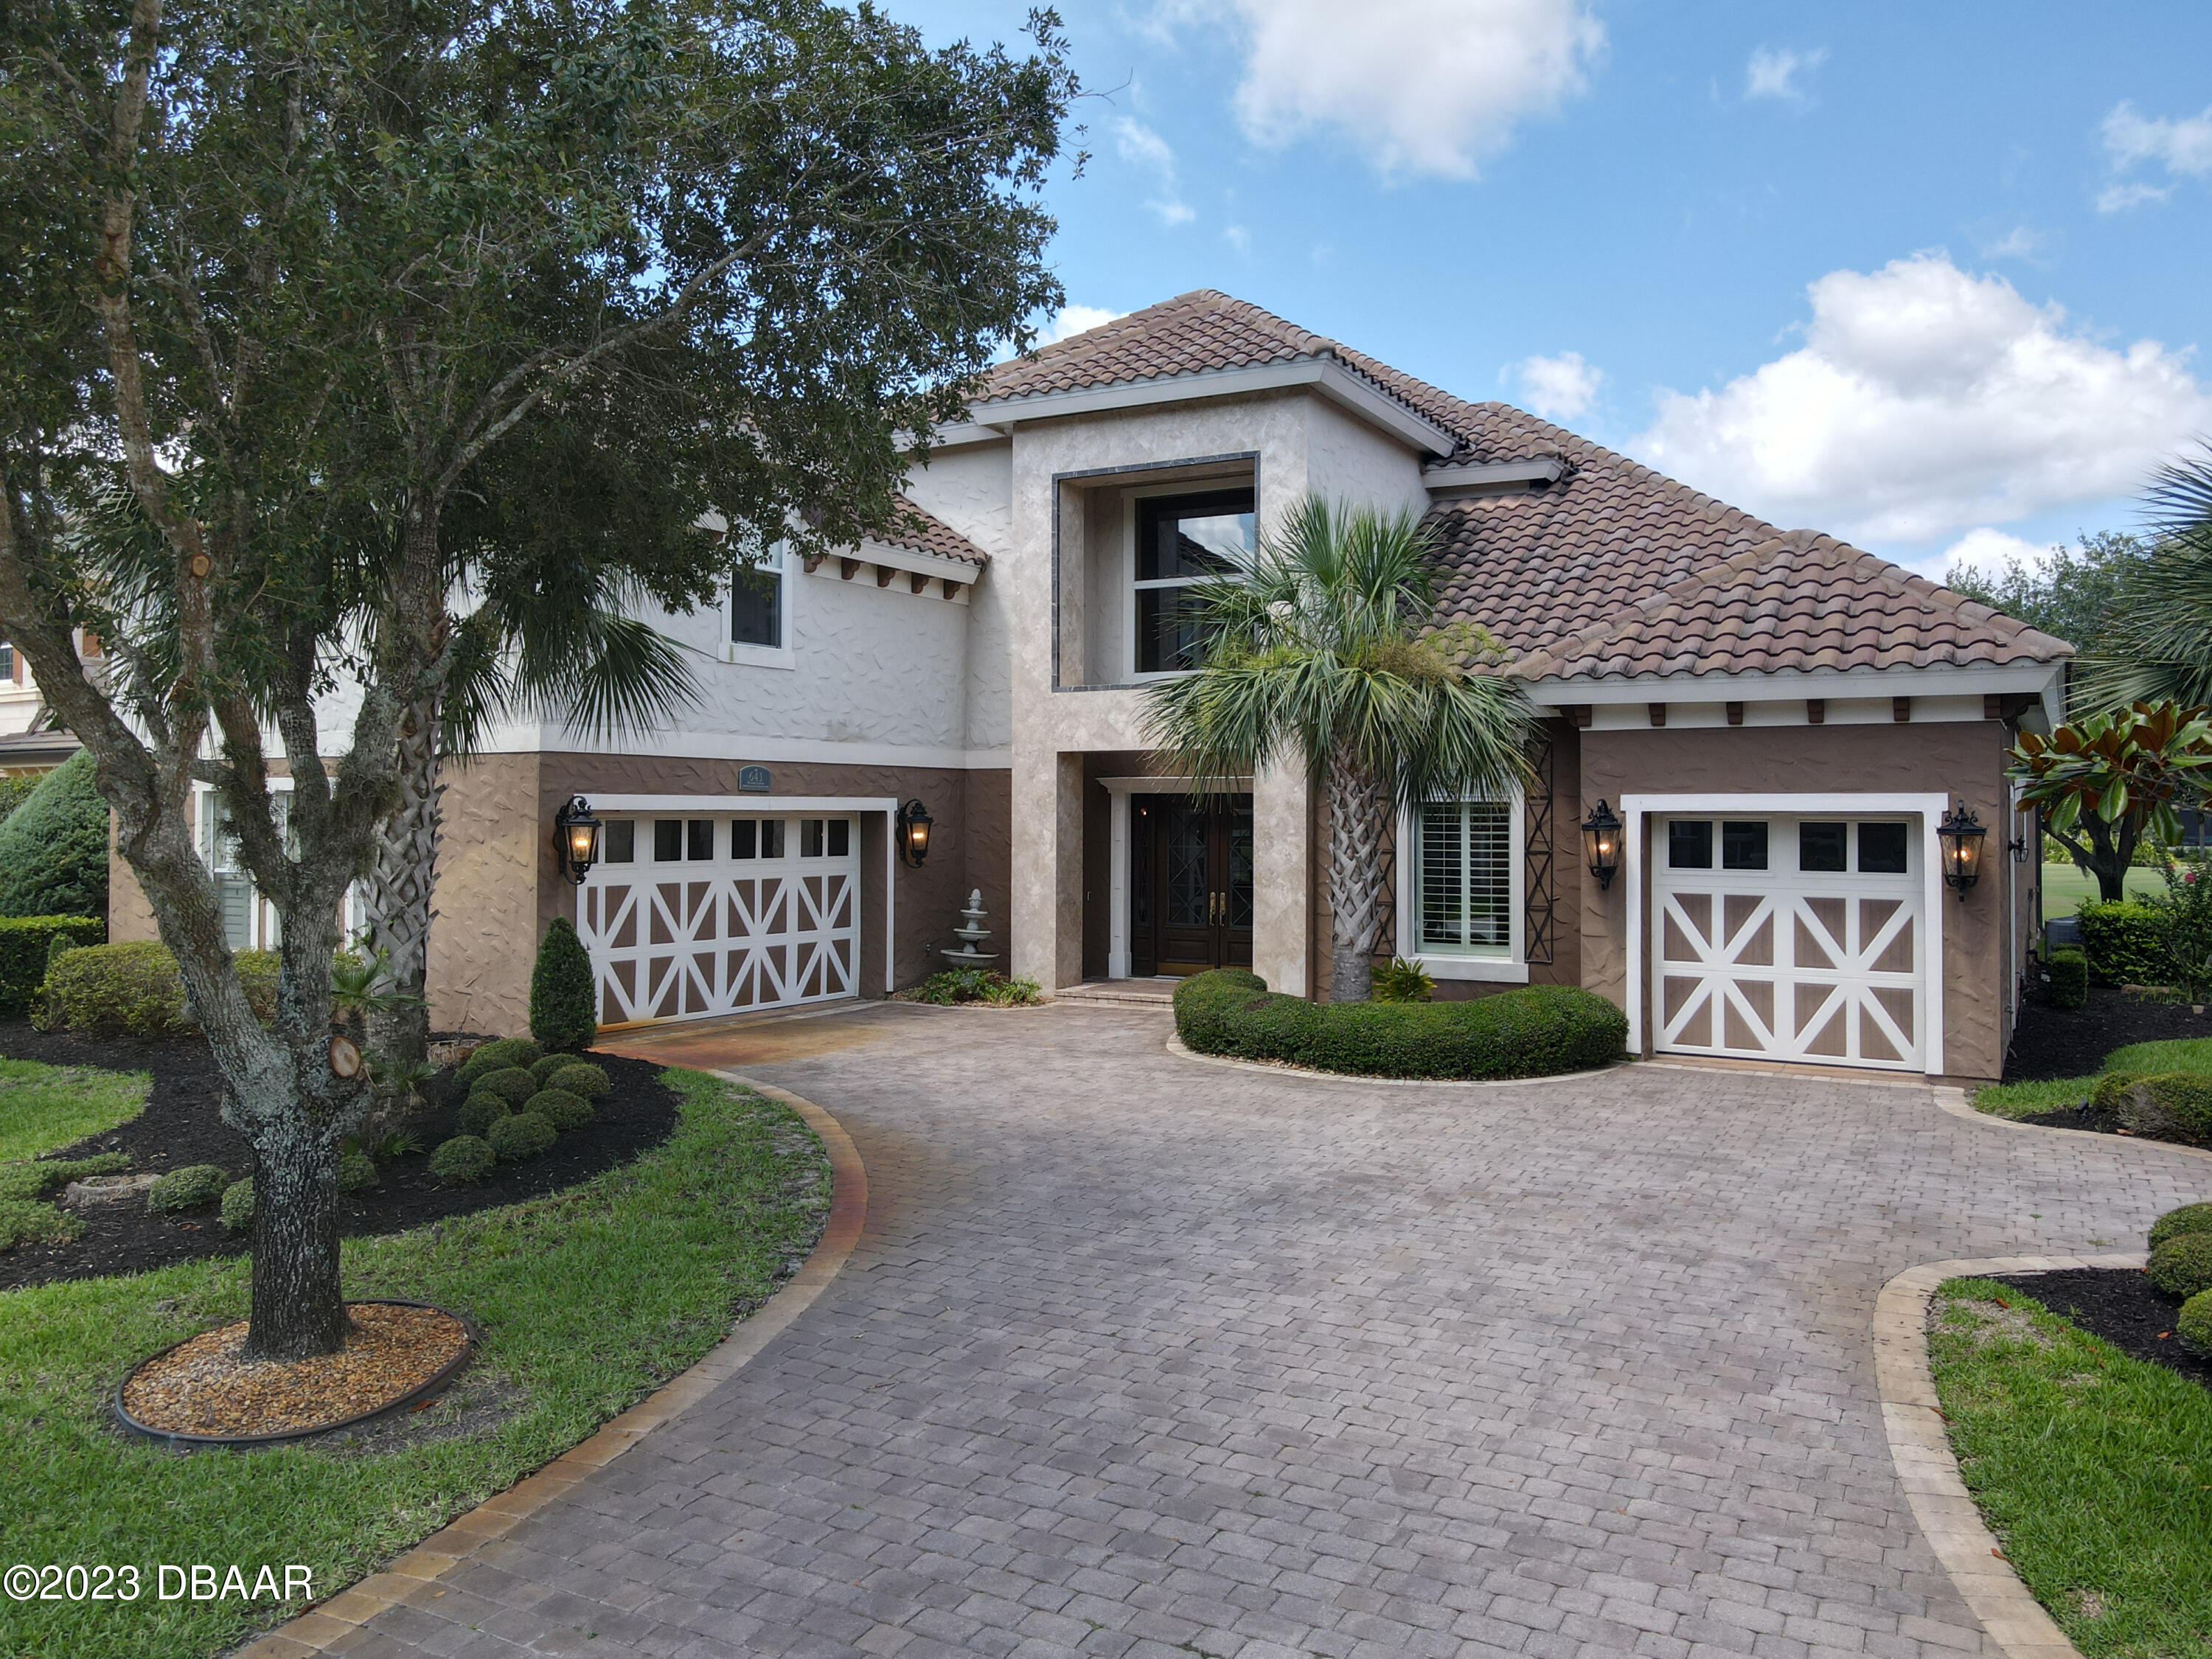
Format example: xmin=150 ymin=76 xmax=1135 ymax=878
xmin=363 ymin=697 xmax=441 ymax=1065
xmin=1326 ymin=745 xmax=1388 ymax=1003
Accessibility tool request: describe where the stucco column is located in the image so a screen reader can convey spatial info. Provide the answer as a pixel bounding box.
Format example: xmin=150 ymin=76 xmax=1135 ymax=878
xmin=1252 ymin=758 xmax=1310 ymax=996
xmin=1011 ymin=747 xmax=1085 ymax=990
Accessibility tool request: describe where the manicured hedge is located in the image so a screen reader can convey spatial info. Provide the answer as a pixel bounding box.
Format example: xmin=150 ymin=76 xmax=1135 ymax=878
xmin=1172 ymin=968 xmax=1627 ymax=1081
xmin=40 ymin=942 xmax=282 ymax=1037
xmin=0 ymin=750 xmax=108 ymax=921
xmin=2043 ymin=946 xmax=2087 ymax=1009
xmin=2076 ymin=900 xmax=2177 ymax=987
xmin=0 ymin=914 xmax=105 ymax=1014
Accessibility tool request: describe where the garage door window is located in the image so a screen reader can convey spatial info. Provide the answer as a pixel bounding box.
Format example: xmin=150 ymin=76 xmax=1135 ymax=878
xmin=1799 ymin=822 xmax=1846 ymax=871
xmin=1860 ymin=822 xmax=1909 ymax=873
xmin=1721 ymin=821 xmax=1768 ymax=869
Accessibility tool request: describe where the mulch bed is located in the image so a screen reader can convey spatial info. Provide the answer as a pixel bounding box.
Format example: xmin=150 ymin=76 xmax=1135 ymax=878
xmin=0 ymin=1022 xmax=679 ymax=1293
xmin=1994 ymin=1267 xmax=2212 ymax=1394
xmin=119 ymin=1301 xmax=472 ymax=1441
xmin=2003 ymin=984 xmax=2212 ymax=1081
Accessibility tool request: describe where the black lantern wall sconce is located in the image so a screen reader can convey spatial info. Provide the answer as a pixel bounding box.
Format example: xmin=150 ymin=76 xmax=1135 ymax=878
xmin=896 ymin=798 xmax=934 ymax=869
xmin=1937 ymin=803 xmax=1987 ymax=897
xmin=1581 ymin=799 xmax=1623 ymax=891
xmin=554 ymin=795 xmax=603 ymax=886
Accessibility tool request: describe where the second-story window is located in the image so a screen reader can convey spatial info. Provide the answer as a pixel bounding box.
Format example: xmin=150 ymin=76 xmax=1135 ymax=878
xmin=729 ymin=542 xmax=785 ymax=650
xmin=1134 ymin=489 xmax=1253 ymax=674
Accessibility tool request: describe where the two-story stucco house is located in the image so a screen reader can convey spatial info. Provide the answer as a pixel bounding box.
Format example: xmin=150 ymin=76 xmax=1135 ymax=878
xmin=113 ymin=291 xmax=2070 ymax=1080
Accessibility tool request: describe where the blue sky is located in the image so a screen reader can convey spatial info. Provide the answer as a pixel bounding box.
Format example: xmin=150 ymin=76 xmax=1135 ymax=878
xmin=908 ymin=1 xmax=2212 ymax=575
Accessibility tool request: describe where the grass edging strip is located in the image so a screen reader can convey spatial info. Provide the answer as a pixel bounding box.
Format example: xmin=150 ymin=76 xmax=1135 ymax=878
xmin=229 ymin=1073 xmax=866 ymax=1659
xmin=1164 ymin=1033 xmax=1623 ymax=1090
xmin=1873 ymin=1251 xmax=2147 ymax=1659
xmin=1931 ymin=1084 xmax=2212 ymax=1163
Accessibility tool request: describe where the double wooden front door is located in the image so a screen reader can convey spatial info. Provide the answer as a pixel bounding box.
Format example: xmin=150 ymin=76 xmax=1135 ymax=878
xmin=1130 ymin=796 xmax=1253 ymax=975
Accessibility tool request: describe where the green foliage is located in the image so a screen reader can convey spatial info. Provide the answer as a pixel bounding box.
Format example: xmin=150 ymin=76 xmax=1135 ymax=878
xmin=2010 ymin=703 xmax=2212 ymax=903
xmin=428 ymin=1135 xmax=496 ymax=1185
xmin=2150 ymin=1202 xmax=2212 ymax=1250
xmin=2089 ymin=1070 xmax=2143 ymax=1113
xmin=2180 ymin=1288 xmax=2212 ymax=1356
xmin=476 ymin=1067 xmax=540 ymax=1105
xmin=1172 ymin=968 xmax=1627 ymax=1080
xmin=147 ymin=1164 xmax=229 ymax=1213
xmin=1928 ymin=1279 xmax=2212 ymax=1654
xmin=335 ymin=1148 xmax=379 ymax=1194
xmin=2074 ymin=901 xmax=2176 ymax=987
xmin=529 ymin=1054 xmax=571 ymax=1086
xmin=2072 ymin=451 xmax=2212 ymax=712
xmin=2151 ymin=856 xmax=2212 ymax=999
xmin=0 ymin=1197 xmax=82 ymax=1251
xmin=0 ymin=752 xmax=108 ymax=920
xmin=2147 ymin=1232 xmax=2212 ymax=1299
xmin=0 ymin=1152 xmax=129 ymax=1203
xmin=487 ymin=1109 xmax=556 ymax=1163
xmin=454 ymin=1094 xmax=512 ymax=1139
xmin=905 ymin=967 xmax=1045 ymax=1006
xmin=1970 ymin=1075 xmax=2091 ymax=1119
xmin=528 ymin=1088 xmax=594 ymax=1132
xmin=2101 ymin=1036 xmax=2212 ymax=1073
xmin=1369 ymin=956 xmax=1436 ymax=1004
xmin=2115 ymin=1074 xmax=2212 ymax=1144
xmin=0 ymin=1056 xmax=146 ymax=1161
xmin=1942 ymin=529 xmax=2152 ymax=659
xmin=0 ymin=914 xmax=104 ymax=1015
xmin=2043 ymin=946 xmax=2087 ymax=1008
xmin=455 ymin=1038 xmax=542 ymax=1091
xmin=529 ymin=917 xmax=598 ymax=1053
xmin=548 ymin=1062 xmax=611 ymax=1100
xmin=219 ymin=1178 xmax=254 ymax=1234
xmin=40 ymin=942 xmax=284 ymax=1037
xmin=0 ymin=773 xmax=42 ymax=826
xmin=370 ymin=1130 xmax=422 ymax=1161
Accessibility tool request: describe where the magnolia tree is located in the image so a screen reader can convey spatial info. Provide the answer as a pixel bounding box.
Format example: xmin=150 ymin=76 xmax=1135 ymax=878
xmin=2007 ymin=701 xmax=2212 ymax=902
xmin=0 ymin=0 xmax=1074 ymax=1357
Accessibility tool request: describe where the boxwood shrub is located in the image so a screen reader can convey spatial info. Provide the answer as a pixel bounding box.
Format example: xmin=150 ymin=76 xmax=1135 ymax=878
xmin=2076 ymin=900 xmax=2177 ymax=987
xmin=2042 ymin=946 xmax=2087 ymax=1009
xmin=455 ymin=1037 xmax=540 ymax=1091
xmin=527 ymin=1088 xmax=593 ymax=1132
xmin=41 ymin=941 xmax=282 ymax=1037
xmin=0 ymin=914 xmax=103 ymax=1014
xmin=429 ymin=1135 xmax=495 ymax=1185
xmin=147 ymin=1164 xmax=229 ymax=1213
xmin=454 ymin=1093 xmax=511 ymax=1139
xmin=2146 ymin=1231 xmax=2212 ymax=1300
xmin=2150 ymin=1202 xmax=2212 ymax=1250
xmin=548 ymin=1062 xmax=610 ymax=1101
xmin=2180 ymin=1287 xmax=2212 ymax=1355
xmin=487 ymin=1109 xmax=556 ymax=1162
xmin=219 ymin=1178 xmax=254 ymax=1233
xmin=2118 ymin=1074 xmax=2212 ymax=1144
xmin=1172 ymin=968 xmax=1627 ymax=1081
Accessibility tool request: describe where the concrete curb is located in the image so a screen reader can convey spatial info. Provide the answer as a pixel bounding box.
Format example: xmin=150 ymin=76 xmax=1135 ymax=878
xmin=1164 ymin=1034 xmax=1624 ymax=1090
xmin=231 ymin=1074 xmax=867 ymax=1659
xmin=1930 ymin=1084 xmax=2212 ymax=1163
xmin=1874 ymin=1251 xmax=2147 ymax=1659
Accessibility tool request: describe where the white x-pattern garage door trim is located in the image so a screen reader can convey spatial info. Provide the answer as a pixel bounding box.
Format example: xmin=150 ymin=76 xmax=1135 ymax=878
xmin=1623 ymin=793 xmax=1949 ymax=1075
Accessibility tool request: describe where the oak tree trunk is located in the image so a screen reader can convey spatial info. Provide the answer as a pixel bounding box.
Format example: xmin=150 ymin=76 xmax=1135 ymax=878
xmin=240 ymin=1092 xmax=351 ymax=1358
xmin=1326 ymin=745 xmax=1388 ymax=1004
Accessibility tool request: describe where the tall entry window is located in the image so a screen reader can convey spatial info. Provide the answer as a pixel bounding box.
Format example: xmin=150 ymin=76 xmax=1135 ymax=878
xmin=1133 ymin=489 xmax=1254 ymax=674
xmin=1416 ymin=799 xmax=1514 ymax=955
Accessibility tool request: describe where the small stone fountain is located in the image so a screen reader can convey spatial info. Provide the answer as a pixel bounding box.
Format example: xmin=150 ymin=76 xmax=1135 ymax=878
xmin=942 ymin=888 xmax=999 ymax=967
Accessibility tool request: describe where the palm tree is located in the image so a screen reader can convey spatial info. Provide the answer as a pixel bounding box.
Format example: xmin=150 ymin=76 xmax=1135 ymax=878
xmin=2076 ymin=445 xmax=2212 ymax=712
xmin=1143 ymin=495 xmax=1536 ymax=1004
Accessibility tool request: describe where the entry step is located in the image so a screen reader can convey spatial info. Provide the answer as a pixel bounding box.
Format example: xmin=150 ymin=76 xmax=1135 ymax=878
xmin=1054 ymin=978 xmax=1180 ymax=1006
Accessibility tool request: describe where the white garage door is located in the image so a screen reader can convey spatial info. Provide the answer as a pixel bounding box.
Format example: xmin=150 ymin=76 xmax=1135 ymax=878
xmin=1652 ymin=814 xmax=1924 ymax=1071
xmin=577 ymin=811 xmax=860 ymax=1026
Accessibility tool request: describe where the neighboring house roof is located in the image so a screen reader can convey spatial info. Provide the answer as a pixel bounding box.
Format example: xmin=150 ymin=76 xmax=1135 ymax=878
xmin=987 ymin=291 xmax=2073 ymax=684
xmin=872 ymin=500 xmax=988 ymax=568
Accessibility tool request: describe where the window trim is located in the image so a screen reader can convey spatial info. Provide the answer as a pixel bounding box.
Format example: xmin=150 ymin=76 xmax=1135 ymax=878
xmin=1121 ymin=481 xmax=1256 ymax=684
xmin=1394 ymin=787 xmax=1530 ymax=983
xmin=720 ymin=540 xmax=796 ymax=670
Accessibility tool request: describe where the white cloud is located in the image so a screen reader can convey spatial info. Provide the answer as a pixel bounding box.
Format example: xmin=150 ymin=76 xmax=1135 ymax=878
xmin=1631 ymin=251 xmax=2212 ymax=547
xmin=1928 ymin=526 xmax=2053 ymax=581
xmin=1042 ymin=305 xmax=1127 ymax=346
xmin=1170 ymin=0 xmax=1602 ymax=181
xmin=1982 ymin=225 xmax=2043 ymax=261
xmin=2096 ymin=100 xmax=2212 ymax=212
xmin=1745 ymin=45 xmax=1825 ymax=105
xmin=1222 ymin=224 xmax=1251 ymax=254
xmin=1113 ymin=116 xmax=1194 ymax=225
xmin=1510 ymin=351 xmax=1602 ymax=420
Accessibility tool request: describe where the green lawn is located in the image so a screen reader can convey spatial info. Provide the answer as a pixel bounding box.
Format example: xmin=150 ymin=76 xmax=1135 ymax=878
xmin=2041 ymin=860 xmax=2164 ymax=917
xmin=1930 ymin=1279 xmax=2212 ymax=1657
xmin=0 ymin=1055 xmax=147 ymax=1161
xmin=1972 ymin=1034 xmax=2212 ymax=1120
xmin=0 ymin=1068 xmax=830 ymax=1659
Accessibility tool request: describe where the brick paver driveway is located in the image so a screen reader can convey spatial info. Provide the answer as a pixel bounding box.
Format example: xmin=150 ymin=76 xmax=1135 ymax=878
xmin=347 ymin=1002 xmax=2208 ymax=1659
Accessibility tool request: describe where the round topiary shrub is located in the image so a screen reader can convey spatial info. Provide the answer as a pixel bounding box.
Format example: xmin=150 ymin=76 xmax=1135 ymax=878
xmin=487 ymin=1110 xmax=556 ymax=1163
xmin=529 ymin=1053 xmax=570 ymax=1086
xmin=219 ymin=1178 xmax=254 ymax=1233
xmin=549 ymin=1062 xmax=611 ymax=1101
xmin=455 ymin=1037 xmax=541 ymax=1091
xmin=476 ymin=1065 xmax=540 ymax=1105
xmin=530 ymin=916 xmax=599 ymax=1053
xmin=527 ymin=1088 xmax=593 ymax=1132
xmin=0 ymin=749 xmax=108 ymax=920
xmin=430 ymin=1135 xmax=497 ymax=1185
xmin=456 ymin=1092 xmax=511 ymax=1138
xmin=336 ymin=1147 xmax=379 ymax=1193
xmin=2180 ymin=1287 xmax=2212 ymax=1355
xmin=2146 ymin=1231 xmax=2212 ymax=1300
xmin=2121 ymin=1074 xmax=2212 ymax=1144
xmin=147 ymin=1164 xmax=230 ymax=1212
xmin=2149 ymin=1201 xmax=2212 ymax=1251
xmin=2090 ymin=1070 xmax=2143 ymax=1113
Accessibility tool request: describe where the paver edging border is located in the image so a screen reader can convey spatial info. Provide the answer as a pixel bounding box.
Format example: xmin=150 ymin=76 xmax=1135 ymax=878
xmin=1164 ymin=1033 xmax=1624 ymax=1089
xmin=1874 ymin=1250 xmax=2148 ymax=1659
xmin=1930 ymin=1084 xmax=2212 ymax=1163
xmin=230 ymin=1074 xmax=866 ymax=1659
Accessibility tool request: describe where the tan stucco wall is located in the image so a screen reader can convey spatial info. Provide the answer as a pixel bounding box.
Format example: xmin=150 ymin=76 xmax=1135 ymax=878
xmin=428 ymin=751 xmax=543 ymax=1036
xmin=1576 ymin=718 xmax=2015 ymax=1080
xmin=107 ymin=817 xmax=156 ymax=941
